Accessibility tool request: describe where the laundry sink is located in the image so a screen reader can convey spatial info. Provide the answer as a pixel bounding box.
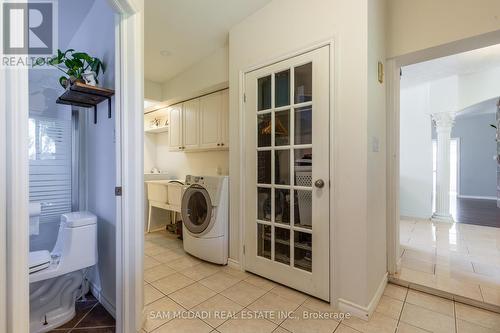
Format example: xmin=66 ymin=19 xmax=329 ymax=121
xmin=144 ymin=173 xmax=169 ymax=181
xmin=146 ymin=180 xmax=185 ymax=207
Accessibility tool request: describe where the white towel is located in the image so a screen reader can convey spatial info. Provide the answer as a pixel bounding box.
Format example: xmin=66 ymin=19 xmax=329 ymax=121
xmin=29 ymin=202 xmax=41 ymax=236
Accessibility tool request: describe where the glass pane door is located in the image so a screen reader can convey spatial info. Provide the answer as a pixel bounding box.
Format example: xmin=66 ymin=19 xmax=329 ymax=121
xmin=256 ymin=63 xmax=314 ymax=272
xmin=245 ymin=45 xmax=330 ymax=301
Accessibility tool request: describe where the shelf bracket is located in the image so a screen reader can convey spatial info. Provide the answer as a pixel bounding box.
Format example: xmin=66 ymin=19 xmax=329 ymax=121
xmin=107 ymin=97 xmax=112 ymax=119
xmin=94 ymin=105 xmax=97 ymax=124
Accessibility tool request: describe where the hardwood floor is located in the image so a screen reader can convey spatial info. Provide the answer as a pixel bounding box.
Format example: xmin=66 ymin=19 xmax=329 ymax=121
xmin=454 ymin=197 xmax=500 ymax=228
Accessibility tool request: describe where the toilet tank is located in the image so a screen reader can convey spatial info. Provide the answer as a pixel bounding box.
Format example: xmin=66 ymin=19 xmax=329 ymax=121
xmin=53 ymin=212 xmax=98 ymax=273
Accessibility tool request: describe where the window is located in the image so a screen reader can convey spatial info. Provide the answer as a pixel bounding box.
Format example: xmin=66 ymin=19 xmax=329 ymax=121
xmin=29 ymin=116 xmax=72 ymax=224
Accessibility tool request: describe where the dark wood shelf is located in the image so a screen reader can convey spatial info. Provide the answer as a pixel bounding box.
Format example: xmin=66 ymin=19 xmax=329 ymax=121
xmin=56 ymin=82 xmax=115 ymax=124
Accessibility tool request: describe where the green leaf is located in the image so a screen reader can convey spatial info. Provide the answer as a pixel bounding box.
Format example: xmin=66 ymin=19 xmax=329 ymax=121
xmin=59 ymin=76 xmax=68 ymax=88
xmin=73 ymin=52 xmax=92 ymax=63
xmin=48 ymin=56 xmax=62 ymax=65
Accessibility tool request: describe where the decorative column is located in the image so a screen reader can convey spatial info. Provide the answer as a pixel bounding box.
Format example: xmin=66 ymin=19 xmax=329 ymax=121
xmin=432 ymin=112 xmax=456 ymax=223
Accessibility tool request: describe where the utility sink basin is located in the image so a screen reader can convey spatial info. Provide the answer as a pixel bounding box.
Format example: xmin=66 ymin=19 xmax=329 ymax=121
xmin=146 ymin=180 xmax=185 ymax=207
xmin=144 ymin=173 xmax=169 ymax=181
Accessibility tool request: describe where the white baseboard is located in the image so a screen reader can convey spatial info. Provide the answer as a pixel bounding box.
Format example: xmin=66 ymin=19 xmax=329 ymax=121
xmin=89 ymin=281 xmax=116 ymax=319
xmin=227 ymin=258 xmax=241 ymax=270
xmin=337 ymin=273 xmax=388 ymax=321
xmin=458 ymin=195 xmax=496 ymax=200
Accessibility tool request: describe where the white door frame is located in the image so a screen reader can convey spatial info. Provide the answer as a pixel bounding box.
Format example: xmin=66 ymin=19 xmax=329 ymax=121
xmin=386 ymin=30 xmax=500 ymax=276
xmin=0 ymin=0 xmax=144 ymax=331
xmin=239 ymin=39 xmax=337 ymax=303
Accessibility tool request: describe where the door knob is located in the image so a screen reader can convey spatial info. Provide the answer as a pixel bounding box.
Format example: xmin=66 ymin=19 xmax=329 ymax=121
xmin=314 ymin=179 xmax=325 ymax=188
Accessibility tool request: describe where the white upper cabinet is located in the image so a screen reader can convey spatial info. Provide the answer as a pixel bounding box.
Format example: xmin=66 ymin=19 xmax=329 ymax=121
xmin=182 ymin=98 xmax=200 ymax=150
xmin=200 ymin=91 xmax=222 ymax=149
xmin=168 ymin=104 xmax=183 ymax=151
xmin=167 ymin=89 xmax=228 ymax=152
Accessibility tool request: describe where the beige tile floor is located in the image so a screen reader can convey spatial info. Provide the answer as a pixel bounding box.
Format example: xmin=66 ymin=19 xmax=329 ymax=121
xmin=395 ymin=217 xmax=500 ymax=308
xmin=143 ymin=230 xmax=500 ymax=333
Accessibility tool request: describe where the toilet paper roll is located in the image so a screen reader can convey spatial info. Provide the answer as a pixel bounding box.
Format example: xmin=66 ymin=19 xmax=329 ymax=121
xmin=29 ymin=202 xmax=41 ymax=217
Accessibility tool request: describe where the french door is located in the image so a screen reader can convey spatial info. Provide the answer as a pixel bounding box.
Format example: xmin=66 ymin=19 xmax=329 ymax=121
xmin=244 ymin=46 xmax=330 ymax=301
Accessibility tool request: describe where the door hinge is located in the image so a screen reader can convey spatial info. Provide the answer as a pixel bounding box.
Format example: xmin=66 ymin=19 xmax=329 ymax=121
xmin=243 ymin=93 xmax=246 ymax=103
xmin=243 ymin=245 xmax=246 ymax=255
xmin=115 ymin=186 xmax=122 ymax=196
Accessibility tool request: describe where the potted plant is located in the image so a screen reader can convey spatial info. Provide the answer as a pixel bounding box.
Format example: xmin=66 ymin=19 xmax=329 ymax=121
xmin=34 ymin=49 xmax=106 ymax=88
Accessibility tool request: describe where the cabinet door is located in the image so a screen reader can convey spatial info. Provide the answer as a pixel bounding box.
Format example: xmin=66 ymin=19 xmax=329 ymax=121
xmin=168 ymin=105 xmax=183 ymax=151
xmin=182 ymin=99 xmax=200 ymax=150
xmin=220 ymin=89 xmax=229 ymax=147
xmin=200 ymin=91 xmax=222 ymax=149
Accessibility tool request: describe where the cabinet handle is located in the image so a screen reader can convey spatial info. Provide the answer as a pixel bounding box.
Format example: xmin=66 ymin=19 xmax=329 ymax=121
xmin=217 ymin=143 xmax=220 ymax=146
xmin=178 ymin=147 xmax=181 ymax=150
xmin=221 ymin=143 xmax=225 ymax=146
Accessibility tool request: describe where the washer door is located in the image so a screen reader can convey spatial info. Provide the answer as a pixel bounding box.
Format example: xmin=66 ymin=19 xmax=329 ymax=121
xmin=181 ymin=185 xmax=213 ymax=234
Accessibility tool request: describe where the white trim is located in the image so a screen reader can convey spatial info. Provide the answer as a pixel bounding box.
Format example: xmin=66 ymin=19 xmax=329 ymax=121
xmin=239 ymin=39 xmax=336 ymax=303
xmin=386 ymin=59 xmax=400 ymax=275
xmin=1 ymin=0 xmax=31 ymax=328
xmin=107 ymin=0 xmax=140 ymax=15
xmin=113 ymin=1 xmax=144 ymax=332
xmin=227 ymin=258 xmax=241 ymax=270
xmin=458 ymin=195 xmax=497 ymax=200
xmin=0 ymin=2 xmax=7 ymax=327
xmin=337 ymin=273 xmax=388 ymax=321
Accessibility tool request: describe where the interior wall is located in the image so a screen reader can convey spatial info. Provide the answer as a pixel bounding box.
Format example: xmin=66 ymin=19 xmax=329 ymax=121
xmin=367 ymin=0 xmax=387 ymax=298
xmin=229 ymin=0 xmax=386 ymax=309
xmin=400 ymin=84 xmax=433 ymax=218
xmin=68 ymin=0 xmax=117 ymax=311
xmin=436 ymin=113 xmax=497 ymax=198
xmin=161 ymin=45 xmax=228 ymax=102
xmin=144 ymin=133 xmax=157 ymax=173
xmin=154 ymin=133 xmax=229 ymax=179
xmin=145 ymin=79 xmax=162 ymax=101
xmin=387 ymin=0 xmax=500 ymax=58
xmin=458 ymin=67 xmax=500 ymax=110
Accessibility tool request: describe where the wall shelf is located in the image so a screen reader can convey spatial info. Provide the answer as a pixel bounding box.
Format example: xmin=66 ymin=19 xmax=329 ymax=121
xmin=145 ymin=126 xmax=169 ymax=134
xmin=56 ymin=82 xmax=115 ymax=124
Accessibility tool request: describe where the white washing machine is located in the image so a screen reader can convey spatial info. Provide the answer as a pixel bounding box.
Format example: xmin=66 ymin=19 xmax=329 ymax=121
xmin=181 ymin=175 xmax=228 ymax=265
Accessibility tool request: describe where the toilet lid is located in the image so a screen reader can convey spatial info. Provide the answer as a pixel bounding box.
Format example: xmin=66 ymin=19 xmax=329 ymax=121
xmin=29 ymin=250 xmax=51 ymax=274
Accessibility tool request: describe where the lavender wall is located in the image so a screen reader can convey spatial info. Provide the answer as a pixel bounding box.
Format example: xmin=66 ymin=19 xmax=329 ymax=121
xmin=65 ymin=0 xmax=117 ymax=311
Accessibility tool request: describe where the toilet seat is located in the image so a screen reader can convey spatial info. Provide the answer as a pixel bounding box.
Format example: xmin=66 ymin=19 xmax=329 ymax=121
xmin=29 ymin=250 xmax=51 ymax=274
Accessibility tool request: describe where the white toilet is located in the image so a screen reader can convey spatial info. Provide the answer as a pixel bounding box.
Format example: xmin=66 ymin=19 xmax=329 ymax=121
xmin=29 ymin=211 xmax=98 ymax=333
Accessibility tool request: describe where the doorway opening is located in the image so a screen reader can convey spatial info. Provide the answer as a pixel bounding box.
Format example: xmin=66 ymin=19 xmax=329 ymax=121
xmin=390 ymin=42 xmax=500 ymax=310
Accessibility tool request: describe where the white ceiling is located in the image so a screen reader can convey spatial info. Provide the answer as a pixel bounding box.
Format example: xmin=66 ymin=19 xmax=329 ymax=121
xmin=401 ymin=43 xmax=500 ymax=88
xmin=144 ymin=0 xmax=271 ymax=83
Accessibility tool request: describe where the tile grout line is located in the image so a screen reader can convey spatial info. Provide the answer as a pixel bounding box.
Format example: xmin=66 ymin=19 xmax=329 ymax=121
xmin=67 ymin=301 xmax=99 ymax=333
xmin=394 ymin=285 xmax=409 ymax=331
xmin=453 ymin=299 xmax=458 ymax=333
